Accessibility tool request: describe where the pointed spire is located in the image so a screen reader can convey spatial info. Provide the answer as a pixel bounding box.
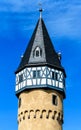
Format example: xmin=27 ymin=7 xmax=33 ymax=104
xmin=15 ymin=18 xmax=65 ymax=74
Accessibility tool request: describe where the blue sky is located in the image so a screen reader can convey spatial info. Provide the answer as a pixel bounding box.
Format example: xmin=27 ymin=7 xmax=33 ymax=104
xmin=0 ymin=0 xmax=81 ymax=130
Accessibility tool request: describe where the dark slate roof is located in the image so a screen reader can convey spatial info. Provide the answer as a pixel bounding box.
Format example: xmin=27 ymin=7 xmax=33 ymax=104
xmin=15 ymin=18 xmax=65 ymax=75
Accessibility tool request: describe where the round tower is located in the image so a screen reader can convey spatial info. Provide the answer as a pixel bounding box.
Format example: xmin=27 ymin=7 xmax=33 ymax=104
xmin=15 ymin=10 xmax=66 ymax=130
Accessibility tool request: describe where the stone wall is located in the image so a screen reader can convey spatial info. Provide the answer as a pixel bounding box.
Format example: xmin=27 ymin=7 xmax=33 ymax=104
xmin=18 ymin=89 xmax=63 ymax=130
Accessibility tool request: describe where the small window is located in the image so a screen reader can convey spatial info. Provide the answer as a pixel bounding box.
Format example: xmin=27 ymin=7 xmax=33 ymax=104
xmin=52 ymin=72 xmax=54 ymax=79
xmin=19 ymin=98 xmax=21 ymax=108
xmin=36 ymin=50 xmax=39 ymax=57
xmin=37 ymin=70 xmax=40 ymax=78
xmin=52 ymin=95 xmax=58 ymax=105
xmin=33 ymin=46 xmax=42 ymax=57
xmin=52 ymin=72 xmax=58 ymax=80
xmin=33 ymin=70 xmax=41 ymax=78
xmin=33 ymin=71 xmax=36 ymax=78
xmin=19 ymin=74 xmax=23 ymax=83
xmin=55 ymin=73 xmax=58 ymax=80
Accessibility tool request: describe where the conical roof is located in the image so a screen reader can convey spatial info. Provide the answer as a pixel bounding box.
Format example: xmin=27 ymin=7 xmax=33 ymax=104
xmin=15 ymin=18 xmax=65 ymax=74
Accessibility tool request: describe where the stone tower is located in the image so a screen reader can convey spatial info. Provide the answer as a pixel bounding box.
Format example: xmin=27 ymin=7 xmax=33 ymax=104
xmin=15 ymin=10 xmax=66 ymax=130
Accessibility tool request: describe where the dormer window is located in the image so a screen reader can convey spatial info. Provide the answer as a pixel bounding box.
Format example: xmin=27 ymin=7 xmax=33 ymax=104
xmin=36 ymin=50 xmax=39 ymax=57
xmin=33 ymin=46 xmax=42 ymax=57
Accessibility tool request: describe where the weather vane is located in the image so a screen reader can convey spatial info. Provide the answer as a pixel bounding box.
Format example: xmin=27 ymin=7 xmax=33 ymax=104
xmin=38 ymin=3 xmax=43 ymax=18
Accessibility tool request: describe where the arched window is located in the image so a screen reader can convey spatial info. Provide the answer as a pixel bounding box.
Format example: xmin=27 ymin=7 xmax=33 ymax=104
xmin=33 ymin=46 xmax=42 ymax=57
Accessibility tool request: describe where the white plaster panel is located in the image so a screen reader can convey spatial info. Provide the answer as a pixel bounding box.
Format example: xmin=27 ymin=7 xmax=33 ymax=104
xmin=33 ymin=79 xmax=36 ymax=85
xmin=37 ymin=67 xmax=41 ymax=70
xmin=37 ymin=79 xmax=40 ymax=85
xmin=56 ymin=81 xmax=58 ymax=87
xmin=16 ymin=85 xmax=18 ymax=91
xmin=59 ymin=82 xmax=63 ymax=88
xmin=52 ymin=80 xmax=55 ymax=86
xmin=56 ymin=70 xmax=58 ymax=73
xmin=47 ymin=79 xmax=52 ymax=85
xmin=32 ymin=67 xmax=36 ymax=70
xmin=41 ymin=78 xmax=46 ymax=84
xmin=41 ymin=66 xmax=45 ymax=71
xmin=27 ymin=79 xmax=32 ymax=85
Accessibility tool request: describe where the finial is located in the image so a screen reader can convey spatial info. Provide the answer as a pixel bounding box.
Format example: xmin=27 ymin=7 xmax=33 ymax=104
xmin=38 ymin=3 xmax=43 ymax=18
xmin=58 ymin=52 xmax=62 ymax=61
xmin=21 ymin=54 xmax=23 ymax=59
